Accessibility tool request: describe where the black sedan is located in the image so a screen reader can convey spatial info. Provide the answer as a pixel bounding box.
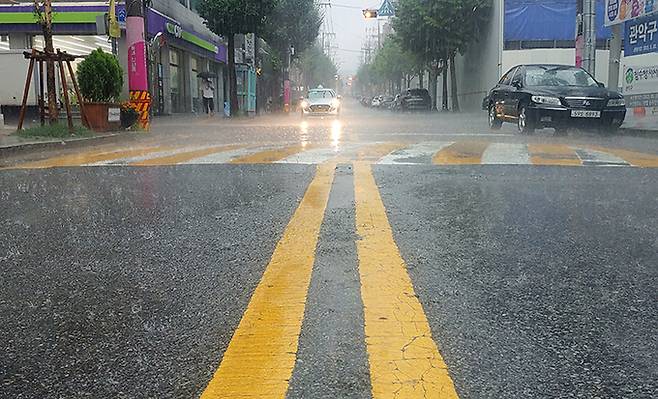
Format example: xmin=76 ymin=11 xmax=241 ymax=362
xmin=486 ymin=64 xmax=626 ymax=135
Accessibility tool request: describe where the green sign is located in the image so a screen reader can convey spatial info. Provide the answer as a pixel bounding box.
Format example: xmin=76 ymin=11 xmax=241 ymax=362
xmin=166 ymin=21 xmax=218 ymax=53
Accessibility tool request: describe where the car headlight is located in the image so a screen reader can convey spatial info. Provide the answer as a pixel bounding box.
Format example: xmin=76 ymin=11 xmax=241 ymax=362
xmin=331 ymin=99 xmax=340 ymax=108
xmin=607 ymin=98 xmax=625 ymax=107
xmin=531 ymin=96 xmax=562 ymax=106
xmin=301 ymin=100 xmax=309 ymax=109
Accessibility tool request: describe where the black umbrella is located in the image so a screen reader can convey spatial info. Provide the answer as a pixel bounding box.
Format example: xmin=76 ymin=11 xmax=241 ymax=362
xmin=197 ymin=71 xmax=217 ymax=79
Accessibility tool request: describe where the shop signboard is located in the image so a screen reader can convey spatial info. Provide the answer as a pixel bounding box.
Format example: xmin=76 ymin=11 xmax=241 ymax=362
xmin=622 ymin=63 xmax=658 ymax=128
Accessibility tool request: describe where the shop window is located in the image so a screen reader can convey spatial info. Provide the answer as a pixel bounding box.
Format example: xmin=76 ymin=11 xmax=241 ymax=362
xmin=170 ymin=49 xmax=182 ymax=113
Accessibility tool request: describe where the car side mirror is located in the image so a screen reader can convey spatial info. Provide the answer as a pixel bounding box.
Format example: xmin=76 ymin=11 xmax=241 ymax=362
xmin=337 ymin=95 xmax=342 ymax=100
xmin=597 ymin=82 xmax=605 ymax=88
xmin=512 ymin=81 xmax=523 ymax=89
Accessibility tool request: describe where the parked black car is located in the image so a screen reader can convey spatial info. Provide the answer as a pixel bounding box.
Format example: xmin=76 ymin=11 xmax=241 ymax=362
xmin=394 ymin=88 xmax=432 ymax=111
xmin=486 ymin=64 xmax=626 ymax=134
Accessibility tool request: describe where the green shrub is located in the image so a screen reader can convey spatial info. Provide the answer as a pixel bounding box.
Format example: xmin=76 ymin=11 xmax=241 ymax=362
xmin=76 ymin=48 xmax=123 ymax=103
xmin=17 ymin=123 xmax=93 ymax=139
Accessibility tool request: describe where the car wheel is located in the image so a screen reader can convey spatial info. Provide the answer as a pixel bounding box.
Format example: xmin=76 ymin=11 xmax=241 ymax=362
xmin=488 ymin=104 xmax=502 ymax=130
xmin=517 ymin=105 xmax=535 ymax=135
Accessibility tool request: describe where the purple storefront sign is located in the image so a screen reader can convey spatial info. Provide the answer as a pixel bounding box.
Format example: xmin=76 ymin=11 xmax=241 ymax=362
xmin=147 ymin=9 xmax=226 ymax=64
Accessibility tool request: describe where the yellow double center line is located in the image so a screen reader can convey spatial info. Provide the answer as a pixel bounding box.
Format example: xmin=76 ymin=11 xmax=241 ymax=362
xmin=354 ymin=163 xmax=459 ymax=398
xmin=201 ymin=164 xmax=335 ymax=398
xmin=202 ymin=163 xmax=459 ymax=398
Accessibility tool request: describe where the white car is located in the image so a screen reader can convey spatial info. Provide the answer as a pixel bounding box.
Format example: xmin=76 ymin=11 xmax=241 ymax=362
xmin=300 ymin=88 xmax=341 ymax=117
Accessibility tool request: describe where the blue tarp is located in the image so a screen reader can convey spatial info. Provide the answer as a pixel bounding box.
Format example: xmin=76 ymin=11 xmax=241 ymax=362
xmin=505 ymin=0 xmax=612 ymax=41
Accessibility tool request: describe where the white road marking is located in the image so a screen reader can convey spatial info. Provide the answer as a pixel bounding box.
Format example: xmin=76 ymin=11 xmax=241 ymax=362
xmin=367 ymin=133 xmax=515 ymax=137
xmin=573 ymin=147 xmax=630 ymax=166
xmin=85 ymin=147 xmax=207 ymax=166
xmin=377 ymin=142 xmax=453 ymax=164
xmin=276 ymin=147 xmax=339 ymax=164
xmin=182 ymin=146 xmax=271 ymax=164
xmin=482 ymin=143 xmax=531 ymax=165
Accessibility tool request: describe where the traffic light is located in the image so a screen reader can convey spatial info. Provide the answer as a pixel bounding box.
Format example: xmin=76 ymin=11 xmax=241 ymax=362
xmin=363 ymin=9 xmax=378 ymax=19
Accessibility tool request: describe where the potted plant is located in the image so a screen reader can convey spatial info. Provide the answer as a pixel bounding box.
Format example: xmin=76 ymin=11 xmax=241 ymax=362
xmin=76 ymin=48 xmax=123 ymax=131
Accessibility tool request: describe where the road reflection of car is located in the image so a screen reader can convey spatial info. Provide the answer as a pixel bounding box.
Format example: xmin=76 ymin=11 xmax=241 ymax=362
xmin=486 ymin=64 xmax=626 ymax=135
xmin=392 ymin=88 xmax=432 ymax=111
xmin=300 ymin=87 xmax=341 ymax=117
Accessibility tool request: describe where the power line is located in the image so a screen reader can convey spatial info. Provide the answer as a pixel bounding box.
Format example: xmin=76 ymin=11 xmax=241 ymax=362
xmin=328 ymin=3 xmax=363 ymax=9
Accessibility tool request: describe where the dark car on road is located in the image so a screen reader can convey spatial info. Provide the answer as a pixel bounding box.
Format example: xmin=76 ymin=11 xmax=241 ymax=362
xmin=377 ymin=95 xmax=395 ymax=110
xmin=486 ymin=64 xmax=626 ymax=134
xmin=393 ymin=88 xmax=432 ymax=111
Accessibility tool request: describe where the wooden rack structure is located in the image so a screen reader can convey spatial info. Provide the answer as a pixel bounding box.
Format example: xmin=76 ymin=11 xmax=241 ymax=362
xmin=17 ymin=48 xmax=88 ymax=131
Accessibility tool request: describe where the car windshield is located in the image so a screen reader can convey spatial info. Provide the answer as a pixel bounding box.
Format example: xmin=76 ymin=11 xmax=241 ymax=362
xmin=307 ymin=90 xmax=334 ymax=100
xmin=525 ymin=66 xmax=599 ymax=87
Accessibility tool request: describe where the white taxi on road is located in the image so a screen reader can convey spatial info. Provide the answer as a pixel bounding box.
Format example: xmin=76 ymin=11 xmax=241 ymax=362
xmin=300 ymin=87 xmax=341 ymax=117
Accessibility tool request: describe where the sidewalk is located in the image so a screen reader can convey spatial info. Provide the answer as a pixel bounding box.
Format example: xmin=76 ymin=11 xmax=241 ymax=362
xmin=0 ymin=125 xmax=135 ymax=156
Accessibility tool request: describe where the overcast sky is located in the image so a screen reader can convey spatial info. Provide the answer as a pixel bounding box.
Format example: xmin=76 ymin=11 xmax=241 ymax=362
xmin=327 ymin=1 xmax=384 ymax=75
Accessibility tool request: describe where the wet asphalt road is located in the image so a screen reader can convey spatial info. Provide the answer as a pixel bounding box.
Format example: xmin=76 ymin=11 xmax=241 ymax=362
xmin=1 ymin=106 xmax=657 ymax=399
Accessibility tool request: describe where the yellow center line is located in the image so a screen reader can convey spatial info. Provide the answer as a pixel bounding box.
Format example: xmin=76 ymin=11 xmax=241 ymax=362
xmin=591 ymin=146 xmax=658 ymax=168
xmin=200 ymin=164 xmax=335 ymax=399
xmin=353 ymin=162 xmax=460 ymax=399
xmin=7 ymin=146 xmax=173 ymax=169
xmin=433 ymin=141 xmax=489 ymax=165
xmin=527 ymin=144 xmax=582 ymax=166
xmin=130 ymin=145 xmax=243 ymax=166
xmin=230 ymin=145 xmax=311 ymax=164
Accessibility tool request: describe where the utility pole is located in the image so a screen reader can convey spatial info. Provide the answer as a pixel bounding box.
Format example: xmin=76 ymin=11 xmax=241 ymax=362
xmin=126 ymin=0 xmax=150 ymax=128
xmin=377 ymin=18 xmax=381 ymax=49
xmin=582 ymin=0 xmax=596 ymax=75
xmin=608 ymin=24 xmax=623 ymax=90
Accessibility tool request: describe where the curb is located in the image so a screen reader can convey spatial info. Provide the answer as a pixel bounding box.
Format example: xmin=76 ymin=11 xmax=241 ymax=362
xmin=0 ymin=131 xmax=138 ymax=157
xmin=620 ymin=128 xmax=658 ymax=137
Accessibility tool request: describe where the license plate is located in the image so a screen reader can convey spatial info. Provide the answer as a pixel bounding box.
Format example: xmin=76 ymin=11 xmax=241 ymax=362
xmin=571 ymin=110 xmax=601 ymax=118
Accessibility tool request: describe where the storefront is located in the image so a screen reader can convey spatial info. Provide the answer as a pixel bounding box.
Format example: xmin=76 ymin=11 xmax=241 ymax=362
xmin=0 ymin=2 xmax=228 ymax=116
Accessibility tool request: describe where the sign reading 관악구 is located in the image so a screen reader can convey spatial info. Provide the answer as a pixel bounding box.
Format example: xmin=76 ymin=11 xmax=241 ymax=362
xmin=625 ymin=13 xmax=658 ymax=56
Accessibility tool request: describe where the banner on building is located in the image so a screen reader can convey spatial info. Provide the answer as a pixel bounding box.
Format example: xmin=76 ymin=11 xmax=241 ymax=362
xmin=605 ymin=0 xmax=658 ymax=26
xmin=624 ymin=13 xmax=658 ymax=56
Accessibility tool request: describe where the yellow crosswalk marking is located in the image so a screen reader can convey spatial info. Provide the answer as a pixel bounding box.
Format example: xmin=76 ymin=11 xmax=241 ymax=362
xmin=9 ymin=146 xmax=172 ymax=169
xmin=230 ymin=145 xmax=309 ymax=164
xmin=528 ymin=144 xmax=581 ymax=166
xmin=130 ymin=145 xmax=242 ymax=166
xmin=200 ymin=164 xmax=335 ymax=399
xmin=433 ymin=141 xmax=489 ymax=165
xmin=354 ymin=162 xmax=460 ymax=399
xmin=592 ymin=146 xmax=658 ymax=168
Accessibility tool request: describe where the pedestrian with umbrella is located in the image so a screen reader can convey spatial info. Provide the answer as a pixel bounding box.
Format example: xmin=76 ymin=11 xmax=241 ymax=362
xmin=198 ymin=71 xmax=217 ymax=117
